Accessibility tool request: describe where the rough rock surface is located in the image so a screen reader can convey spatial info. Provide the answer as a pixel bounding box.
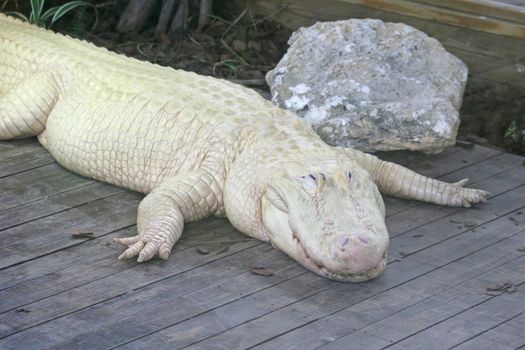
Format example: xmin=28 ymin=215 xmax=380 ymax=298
xmin=266 ymin=19 xmax=469 ymax=153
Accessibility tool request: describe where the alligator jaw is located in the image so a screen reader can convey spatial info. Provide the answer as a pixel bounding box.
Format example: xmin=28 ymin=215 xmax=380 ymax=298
xmin=291 ymin=228 xmax=388 ymax=282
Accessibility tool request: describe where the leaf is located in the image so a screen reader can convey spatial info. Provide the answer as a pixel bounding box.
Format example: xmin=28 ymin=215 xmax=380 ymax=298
xmin=71 ymin=229 xmax=94 ymax=239
xmin=51 ymin=1 xmax=93 ymax=25
xmin=16 ymin=308 xmax=31 ymax=313
xmin=4 ymin=11 xmax=29 ymax=22
xmin=486 ymin=280 xmax=513 ymax=292
xmin=196 ymin=246 xmax=209 ymax=254
xmin=30 ymin=0 xmax=44 ymax=22
xmin=504 ymin=120 xmax=517 ymax=140
xmin=41 ymin=6 xmax=59 ymax=24
xmin=250 ymin=266 xmax=273 ymax=277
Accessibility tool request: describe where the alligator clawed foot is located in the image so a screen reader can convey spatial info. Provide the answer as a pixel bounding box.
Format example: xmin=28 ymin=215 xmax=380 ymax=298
xmin=114 ymin=234 xmax=173 ymax=262
xmin=452 ymin=178 xmax=490 ymax=207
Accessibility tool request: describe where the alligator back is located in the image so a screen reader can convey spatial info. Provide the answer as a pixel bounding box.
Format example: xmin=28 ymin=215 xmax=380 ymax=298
xmin=0 ymin=14 xmax=288 ymax=193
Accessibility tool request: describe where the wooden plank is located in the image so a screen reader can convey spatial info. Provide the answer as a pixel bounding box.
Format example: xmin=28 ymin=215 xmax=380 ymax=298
xmin=0 ymin=182 xmax=125 ymax=231
xmin=312 ymin=255 xmax=525 ymax=350
xmin=338 ymin=0 xmax=525 ymax=40
xmin=0 ymin=228 xmax=128 ymax=291
xmin=379 ymin=144 xmax=500 ymax=176
xmin=0 ymin=140 xmax=54 ymax=178
xmin=4 ymin=198 xmax=520 ymax=348
xmin=5 ymin=251 xmax=307 ymax=349
xmin=127 ymin=209 xmax=525 ymax=350
xmin=248 ymin=225 xmax=525 ymax=350
xmin=0 ymin=163 xmax=95 ymax=212
xmin=0 ymin=224 xmax=260 ymax=339
xmin=414 ymin=0 xmax=525 ymax=23
xmin=157 ymin=251 xmax=525 ymax=350
xmin=478 ymin=62 xmax=525 ymax=84
xmin=384 ymin=284 xmax=525 ymax=349
xmin=248 ymin=0 xmax=525 ymax=61
xmin=389 ymin=173 xmax=525 ymax=261
xmin=0 ymin=218 xmax=224 ymax=290
xmin=446 ymin=46 xmax=515 ymax=77
xmin=498 ymin=0 xmax=525 ymax=8
xmin=0 ymin=191 xmax=142 ymax=269
xmin=452 ymin=313 xmax=525 ymax=350
xmin=0 ymin=221 xmax=244 ymax=312
xmin=461 ymin=76 xmax=525 ymax=117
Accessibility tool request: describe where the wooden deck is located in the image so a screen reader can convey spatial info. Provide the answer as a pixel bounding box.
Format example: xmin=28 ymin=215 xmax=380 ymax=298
xmin=0 ymin=138 xmax=524 ymax=350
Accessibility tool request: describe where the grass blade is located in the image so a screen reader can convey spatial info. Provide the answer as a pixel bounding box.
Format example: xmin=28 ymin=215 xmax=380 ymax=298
xmin=51 ymin=1 xmax=92 ymax=25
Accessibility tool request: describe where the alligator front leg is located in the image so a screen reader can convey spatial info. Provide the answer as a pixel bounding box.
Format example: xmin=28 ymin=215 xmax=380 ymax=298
xmin=0 ymin=72 xmax=59 ymax=139
xmin=340 ymin=148 xmax=489 ymax=207
xmin=372 ymin=160 xmax=489 ymax=207
xmin=114 ymin=168 xmax=223 ymax=262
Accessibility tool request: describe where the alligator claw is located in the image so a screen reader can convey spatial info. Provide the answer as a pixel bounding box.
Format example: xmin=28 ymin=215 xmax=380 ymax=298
xmin=114 ymin=233 xmax=173 ymax=262
xmin=455 ymin=187 xmax=490 ymax=207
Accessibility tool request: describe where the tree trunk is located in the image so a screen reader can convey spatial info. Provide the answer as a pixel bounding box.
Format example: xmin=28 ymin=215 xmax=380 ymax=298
xmin=116 ymin=0 xmax=158 ymax=33
xmin=155 ymin=0 xmax=177 ymax=36
xmin=168 ymin=0 xmax=188 ymax=35
xmin=196 ymin=0 xmax=213 ymax=32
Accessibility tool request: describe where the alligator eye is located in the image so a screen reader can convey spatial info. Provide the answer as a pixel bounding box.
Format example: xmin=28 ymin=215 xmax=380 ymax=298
xmin=348 ymin=171 xmax=352 ymax=180
xmin=302 ymin=174 xmax=317 ymax=192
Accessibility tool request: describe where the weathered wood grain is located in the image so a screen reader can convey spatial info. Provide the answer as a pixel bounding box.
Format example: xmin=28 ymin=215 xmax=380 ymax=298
xmin=0 ymin=223 xmax=251 ymax=314
xmin=0 ymin=219 xmax=224 ymax=290
xmin=414 ymin=0 xmax=525 ymax=23
xmin=0 ymin=139 xmax=524 ymax=350
xmin=452 ymin=312 xmax=525 ymax=350
xmin=0 ymin=163 xmax=97 ymax=211
xmin=0 ymin=140 xmax=54 ymax=178
xmin=0 ymin=191 xmax=142 ymax=269
xmin=0 ymin=226 xmax=260 ymax=339
xmin=384 ymin=279 xmax=525 ymax=350
xmin=0 ymin=182 xmax=126 ymax=231
xmin=337 ymin=0 xmax=525 ymax=40
xmin=316 ymin=255 xmax=525 ymax=350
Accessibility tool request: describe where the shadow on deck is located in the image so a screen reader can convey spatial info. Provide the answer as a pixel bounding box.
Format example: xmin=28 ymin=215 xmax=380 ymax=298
xmin=0 ymin=139 xmax=524 ymax=350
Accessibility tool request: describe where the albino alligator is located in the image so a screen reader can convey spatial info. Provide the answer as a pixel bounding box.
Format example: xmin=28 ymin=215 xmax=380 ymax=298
xmin=0 ymin=14 xmax=488 ymax=282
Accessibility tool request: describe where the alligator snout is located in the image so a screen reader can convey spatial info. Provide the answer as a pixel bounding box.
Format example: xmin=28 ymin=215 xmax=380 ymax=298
xmin=331 ymin=234 xmax=387 ymax=274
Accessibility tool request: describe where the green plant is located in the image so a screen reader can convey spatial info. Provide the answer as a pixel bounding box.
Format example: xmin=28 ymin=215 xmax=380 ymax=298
xmin=6 ymin=0 xmax=94 ymax=28
xmin=504 ymin=120 xmax=525 ymax=153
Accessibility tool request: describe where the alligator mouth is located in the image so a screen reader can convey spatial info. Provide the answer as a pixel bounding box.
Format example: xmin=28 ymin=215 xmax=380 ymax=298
xmin=316 ymin=254 xmax=387 ymax=282
xmin=291 ymin=228 xmax=388 ymax=282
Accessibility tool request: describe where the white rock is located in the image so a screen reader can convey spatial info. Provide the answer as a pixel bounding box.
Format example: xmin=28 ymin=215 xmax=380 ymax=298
xmin=266 ymin=19 xmax=468 ymax=153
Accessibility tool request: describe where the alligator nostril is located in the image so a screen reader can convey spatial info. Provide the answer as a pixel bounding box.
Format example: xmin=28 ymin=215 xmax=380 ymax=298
xmin=338 ymin=236 xmax=349 ymax=247
xmin=358 ymin=235 xmax=370 ymax=244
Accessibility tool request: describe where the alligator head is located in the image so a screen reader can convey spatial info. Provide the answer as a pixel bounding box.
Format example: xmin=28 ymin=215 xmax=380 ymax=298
xmin=261 ymin=160 xmax=389 ymax=282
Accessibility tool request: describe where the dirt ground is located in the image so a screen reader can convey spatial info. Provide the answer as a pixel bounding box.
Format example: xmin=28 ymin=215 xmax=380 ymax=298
xmin=81 ymin=1 xmax=291 ymax=92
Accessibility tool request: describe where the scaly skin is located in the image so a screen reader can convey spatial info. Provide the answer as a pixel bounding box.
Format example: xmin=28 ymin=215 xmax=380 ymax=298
xmin=0 ymin=14 xmax=489 ymax=282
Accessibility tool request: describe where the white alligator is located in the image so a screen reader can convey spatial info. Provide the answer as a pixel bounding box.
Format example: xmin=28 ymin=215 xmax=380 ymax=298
xmin=0 ymin=14 xmax=488 ymax=281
